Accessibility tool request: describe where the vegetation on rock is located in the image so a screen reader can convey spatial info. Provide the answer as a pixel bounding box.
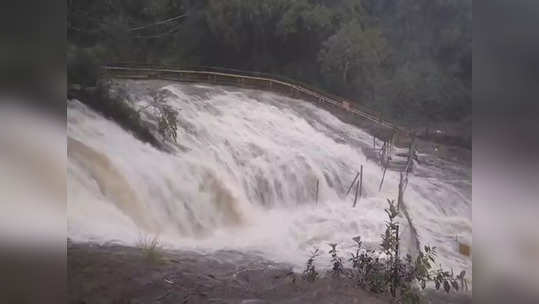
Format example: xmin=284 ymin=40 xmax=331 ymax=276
xmin=303 ymin=199 xmax=469 ymax=303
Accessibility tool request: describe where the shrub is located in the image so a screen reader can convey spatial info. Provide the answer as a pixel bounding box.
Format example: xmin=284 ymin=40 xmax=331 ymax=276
xmin=349 ymin=237 xmax=386 ymax=293
xmin=148 ymin=89 xmax=179 ymax=143
xmin=328 ymin=243 xmax=345 ymax=278
xmin=74 ymin=81 xmax=164 ymax=149
xmin=136 ymin=234 xmax=162 ymax=264
xmin=74 ymin=80 xmax=180 ymax=149
xmin=302 ymin=248 xmax=321 ymax=282
xmin=310 ymin=198 xmax=469 ymax=303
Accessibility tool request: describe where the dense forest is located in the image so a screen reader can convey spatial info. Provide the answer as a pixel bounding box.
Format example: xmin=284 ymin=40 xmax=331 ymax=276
xmin=68 ymin=0 xmax=471 ymax=126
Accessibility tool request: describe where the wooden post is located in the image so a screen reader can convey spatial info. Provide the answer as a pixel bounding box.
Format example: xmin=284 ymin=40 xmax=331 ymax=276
xmin=359 ymin=165 xmax=363 ymax=198
xmin=353 ymin=178 xmax=359 ymax=207
xmin=391 ymin=224 xmax=400 ymax=298
xmin=397 ymin=171 xmax=404 ymax=211
xmin=379 ymin=165 xmax=387 ymax=192
xmin=346 ymin=171 xmax=360 ymax=196
xmin=315 ymin=179 xmax=319 ymax=206
xmin=395 ymin=224 xmax=400 ymax=257
xmin=379 ymin=141 xmax=387 ymax=167
xmin=389 ymin=132 xmax=395 ymax=155
xmin=404 ymin=134 xmax=416 ymax=173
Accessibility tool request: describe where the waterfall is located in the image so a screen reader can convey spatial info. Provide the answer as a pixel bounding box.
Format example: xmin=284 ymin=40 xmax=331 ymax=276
xmin=67 ymin=80 xmax=471 ymax=273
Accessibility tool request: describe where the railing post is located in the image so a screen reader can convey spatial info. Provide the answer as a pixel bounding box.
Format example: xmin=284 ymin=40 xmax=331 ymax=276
xmin=315 ymin=179 xmax=319 ymax=206
xmin=379 ymin=163 xmax=388 ymax=192
xmin=353 ymin=178 xmax=359 ymax=207
xmin=346 ymin=171 xmax=360 ymax=196
xmin=398 ymin=171 xmax=404 ymax=211
xmin=359 ymin=165 xmax=363 ymax=198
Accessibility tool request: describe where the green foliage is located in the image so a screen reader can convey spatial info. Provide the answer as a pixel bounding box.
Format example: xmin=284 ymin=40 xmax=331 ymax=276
xmin=328 ymin=243 xmax=345 ymax=278
xmin=318 ymin=21 xmax=389 ymax=94
xmin=68 ymin=0 xmax=471 ymax=125
xmin=136 ymin=234 xmax=163 ymax=264
xmin=302 ymin=248 xmax=320 ymax=282
xmin=157 ymin=105 xmax=178 ymax=143
xmin=90 ymin=82 xmax=163 ymax=149
xmin=74 ymin=80 xmax=180 ymax=150
xmin=349 ymin=238 xmax=387 ymax=293
xmin=276 ymin=1 xmax=333 ymax=38
xmin=148 ymin=90 xmax=179 ymax=143
xmin=432 ymin=267 xmax=469 ymax=294
xmin=381 ymin=199 xmax=399 ymax=256
xmin=67 ymin=44 xmax=99 ymax=86
xmin=301 ymin=196 xmax=470 ymax=300
xmin=338 ymin=199 xmax=469 ymax=303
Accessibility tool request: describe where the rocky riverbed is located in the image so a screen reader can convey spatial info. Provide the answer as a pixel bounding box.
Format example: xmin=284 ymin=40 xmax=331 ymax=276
xmin=68 ymin=242 xmax=471 ymax=304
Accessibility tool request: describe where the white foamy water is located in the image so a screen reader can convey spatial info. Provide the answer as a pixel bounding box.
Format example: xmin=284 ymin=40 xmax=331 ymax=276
xmin=67 ymin=80 xmax=471 ymax=276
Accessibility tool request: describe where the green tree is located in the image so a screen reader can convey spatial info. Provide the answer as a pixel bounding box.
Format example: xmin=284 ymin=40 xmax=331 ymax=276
xmin=318 ymin=22 xmax=389 ymax=97
xmin=68 ymin=0 xmax=472 ymax=127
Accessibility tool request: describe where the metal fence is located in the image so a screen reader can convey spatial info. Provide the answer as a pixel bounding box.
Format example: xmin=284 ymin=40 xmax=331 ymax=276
xmin=99 ymin=64 xmax=409 ymax=136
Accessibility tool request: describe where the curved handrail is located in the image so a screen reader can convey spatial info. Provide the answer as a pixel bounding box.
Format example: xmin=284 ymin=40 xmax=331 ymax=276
xmin=104 ymin=63 xmax=381 ymax=116
xmin=106 ymin=63 xmax=351 ymax=104
xmin=99 ymin=64 xmax=409 ymax=135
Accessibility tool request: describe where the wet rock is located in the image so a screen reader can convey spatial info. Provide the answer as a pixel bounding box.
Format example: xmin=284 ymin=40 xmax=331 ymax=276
xmin=240 ymin=300 xmax=267 ymax=304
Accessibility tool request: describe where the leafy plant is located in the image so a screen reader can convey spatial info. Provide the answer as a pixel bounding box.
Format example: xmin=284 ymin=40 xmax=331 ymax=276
xmin=77 ymin=81 xmax=163 ymax=149
xmin=346 ymin=199 xmax=468 ymax=303
xmin=139 ymin=90 xmax=179 ymax=143
xmin=349 ymin=237 xmax=385 ymax=292
xmin=302 ymin=248 xmax=320 ymax=282
xmin=302 ymin=198 xmax=469 ymax=302
xmin=328 ymin=243 xmax=345 ymax=278
xmin=136 ymin=234 xmax=162 ymax=264
xmin=69 ymin=0 xmax=471 ymax=127
xmin=381 ymin=199 xmax=399 ymax=257
xmin=432 ymin=267 xmax=468 ymax=294
xmin=157 ymin=104 xmax=178 ymax=143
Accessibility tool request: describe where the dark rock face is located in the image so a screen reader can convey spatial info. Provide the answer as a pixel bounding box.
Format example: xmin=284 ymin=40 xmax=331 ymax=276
xmin=68 ymin=242 xmax=390 ymax=304
xmin=69 ymin=242 xmax=471 ymax=304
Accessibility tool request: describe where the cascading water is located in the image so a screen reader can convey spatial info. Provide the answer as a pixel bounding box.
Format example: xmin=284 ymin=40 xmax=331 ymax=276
xmin=67 ymin=80 xmax=471 ymax=276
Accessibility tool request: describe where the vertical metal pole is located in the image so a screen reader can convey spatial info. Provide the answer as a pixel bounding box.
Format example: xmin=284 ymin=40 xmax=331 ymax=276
xmin=379 ymin=165 xmax=387 ymax=192
xmin=353 ymin=178 xmax=359 ymax=207
xmin=392 ymin=224 xmax=400 ymax=298
xmin=346 ymin=171 xmax=360 ymax=196
xmin=398 ymin=171 xmax=404 ymax=211
xmin=315 ymin=179 xmax=319 ymax=206
xmin=359 ymin=165 xmax=363 ymax=198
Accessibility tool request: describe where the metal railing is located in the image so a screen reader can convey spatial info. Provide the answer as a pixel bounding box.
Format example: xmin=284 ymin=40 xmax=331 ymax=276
xmin=99 ymin=64 xmax=409 ymax=135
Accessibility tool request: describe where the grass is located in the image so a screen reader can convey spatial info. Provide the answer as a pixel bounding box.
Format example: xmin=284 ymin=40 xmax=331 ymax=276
xmin=136 ymin=234 xmax=163 ymax=264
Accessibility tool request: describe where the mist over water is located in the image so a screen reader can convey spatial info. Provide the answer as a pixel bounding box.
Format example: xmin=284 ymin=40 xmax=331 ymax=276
xmin=67 ymin=80 xmax=471 ymax=275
